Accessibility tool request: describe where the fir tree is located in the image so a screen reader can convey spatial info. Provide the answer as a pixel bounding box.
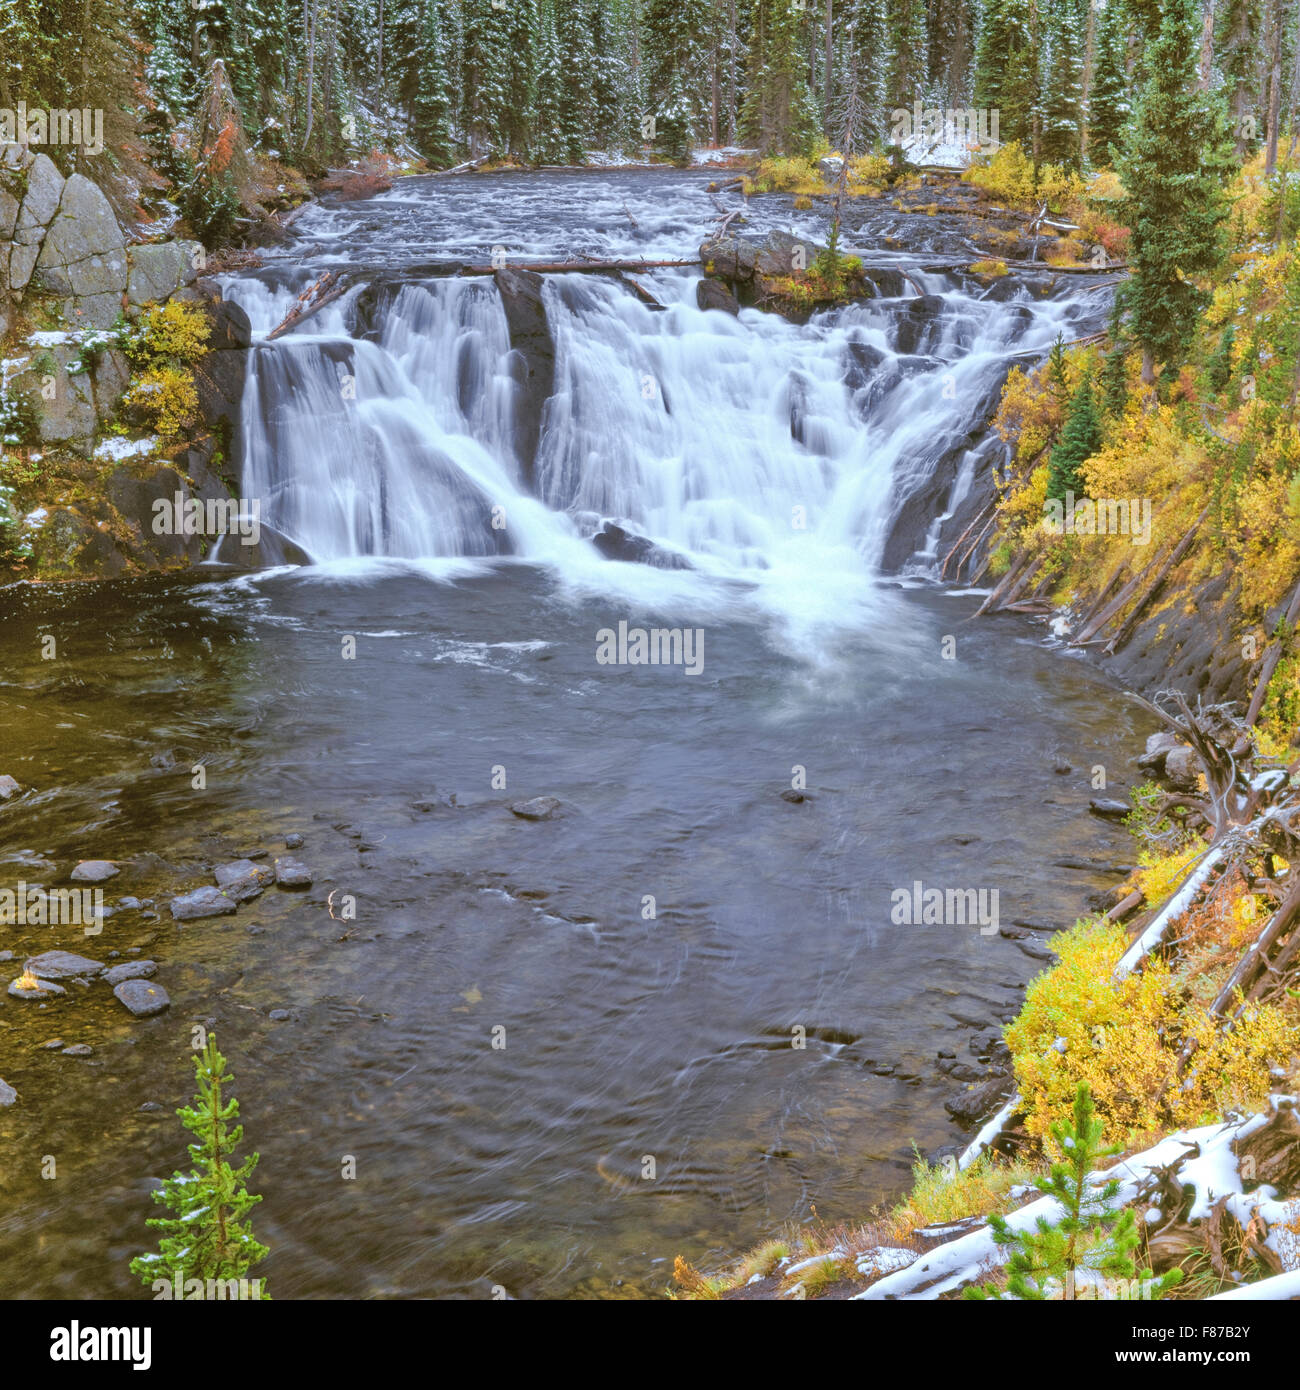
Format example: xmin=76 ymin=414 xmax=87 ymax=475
xmin=1101 ymin=336 xmax=1129 ymax=419
xmin=884 ymin=0 xmax=927 ymax=109
xmin=1116 ymin=0 xmax=1234 ymax=382
xmin=740 ymin=0 xmax=821 ymax=155
xmin=532 ymin=5 xmax=568 ymax=162
xmin=833 ymin=0 xmax=889 ymax=153
xmin=644 ymin=0 xmax=711 ymax=155
xmin=973 ymin=0 xmax=1039 ymax=151
xmin=1217 ymin=0 xmax=1263 ymax=153
xmin=555 ymin=0 xmax=597 ymax=161
xmin=130 ymin=1036 xmax=270 ymax=1296
xmin=501 ymin=0 xmax=540 ymax=156
xmin=965 ymin=1082 xmax=1183 ymax=1300
xmin=412 ymin=0 xmax=456 ymax=164
xmin=1087 ymin=0 xmax=1130 ymax=167
xmin=1047 ymin=368 xmax=1102 ymax=502
xmin=1040 ymin=0 xmax=1084 ymax=169
xmin=462 ymin=0 xmax=512 ymax=154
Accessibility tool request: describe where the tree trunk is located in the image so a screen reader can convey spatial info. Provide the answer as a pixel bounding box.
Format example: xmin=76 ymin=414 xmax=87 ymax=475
xmin=304 ymin=0 xmax=319 ymax=150
xmin=1266 ymin=0 xmax=1284 ymax=172
xmin=1081 ymin=0 xmax=1098 ymax=166
xmin=1198 ymin=0 xmax=1216 ymax=90
xmin=825 ymin=0 xmax=835 ymax=135
xmin=727 ymin=0 xmax=738 ymax=143
xmin=1141 ymin=346 xmax=1156 ymax=384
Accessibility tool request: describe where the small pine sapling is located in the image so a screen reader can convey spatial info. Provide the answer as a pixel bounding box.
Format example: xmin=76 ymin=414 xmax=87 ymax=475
xmin=130 ymin=1034 xmax=270 ymax=1296
xmin=965 ymin=1082 xmax=1184 ymax=1300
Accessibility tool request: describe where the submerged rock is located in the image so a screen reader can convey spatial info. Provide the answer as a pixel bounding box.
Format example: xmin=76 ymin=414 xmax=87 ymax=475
xmin=170 ymin=885 xmax=238 ymax=921
xmin=274 ymin=856 xmax=313 ymax=888
xmin=24 ymin=950 xmax=106 ymax=979
xmin=509 ymin=796 xmax=562 ymax=821
xmin=0 ymin=774 xmax=21 ymax=800
xmin=70 ymin=859 xmax=118 ymax=883
xmin=0 ymin=1079 xmax=16 ymax=1106
xmin=284 ymin=833 xmax=305 ymax=849
xmin=113 ymin=978 xmax=170 ymax=1017
xmin=213 ymin=858 xmax=275 ymax=902
xmin=61 ymin=1043 xmax=93 ymax=1057
xmin=8 ymin=976 xmax=66 ymax=1000
xmin=103 ymin=960 xmax=157 ymax=985
xmin=1088 ymin=798 xmax=1131 ymax=820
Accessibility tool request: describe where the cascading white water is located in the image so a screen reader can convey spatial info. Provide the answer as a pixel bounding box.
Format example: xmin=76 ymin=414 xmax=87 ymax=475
xmin=225 ymin=265 xmax=1076 ymax=587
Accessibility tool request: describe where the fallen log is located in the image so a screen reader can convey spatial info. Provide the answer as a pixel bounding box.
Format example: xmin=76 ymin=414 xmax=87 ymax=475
xmin=435 ymin=152 xmax=494 ymax=176
xmin=266 ymin=271 xmax=350 ymax=341
xmin=1245 ymin=575 xmax=1300 ymax=726
xmin=456 ymin=257 xmax=700 ymax=276
xmin=1101 ymin=507 xmax=1208 ymax=656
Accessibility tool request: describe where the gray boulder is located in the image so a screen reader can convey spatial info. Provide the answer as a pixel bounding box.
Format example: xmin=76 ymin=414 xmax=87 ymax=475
xmin=214 ymin=858 xmax=275 ymax=901
xmin=1164 ymin=746 xmax=1202 ymax=788
xmin=170 ymin=885 xmax=238 ymax=921
xmin=70 ymin=859 xmax=118 ymax=883
xmin=103 ymin=960 xmax=157 ymax=985
xmin=24 ymin=950 xmax=106 ymax=979
xmin=11 ymin=343 xmax=98 ymax=450
xmin=0 ymin=774 xmax=20 ymax=800
xmin=509 ymin=796 xmax=562 ymax=821
xmin=273 ymin=856 xmax=313 ymax=888
xmin=114 ymin=978 xmax=170 ymax=1017
xmin=127 ymin=243 xmax=191 ymax=306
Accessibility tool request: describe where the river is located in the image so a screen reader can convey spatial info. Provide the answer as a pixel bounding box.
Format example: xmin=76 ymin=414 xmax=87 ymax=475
xmin=0 ymin=170 xmax=1154 ymax=1299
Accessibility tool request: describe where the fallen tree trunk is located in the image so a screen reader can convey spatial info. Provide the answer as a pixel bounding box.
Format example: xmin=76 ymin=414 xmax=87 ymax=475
xmin=1245 ymin=575 xmax=1300 ymax=726
xmin=458 ymin=257 xmax=699 ymax=276
xmin=266 ymin=271 xmax=349 ymax=341
xmin=1102 ymin=508 xmax=1208 ymax=656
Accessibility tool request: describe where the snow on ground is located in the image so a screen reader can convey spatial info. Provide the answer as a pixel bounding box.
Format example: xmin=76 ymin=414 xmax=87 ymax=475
xmin=93 ymin=436 xmax=159 ymax=462
xmin=855 ymin=1097 xmax=1298 ymax=1300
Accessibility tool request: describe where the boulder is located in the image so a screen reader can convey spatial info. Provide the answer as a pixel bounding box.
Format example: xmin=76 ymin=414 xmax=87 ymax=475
xmin=893 ymin=295 xmax=947 ymax=355
xmin=0 ymin=187 xmax=19 ymax=242
xmin=13 ymin=153 xmax=65 ymax=248
xmin=1163 ymin=746 xmax=1202 ymax=788
xmin=695 ymin=278 xmax=740 ymax=316
xmin=8 ymin=976 xmax=65 ymax=1000
xmin=214 ymin=858 xmax=275 ymax=901
xmin=90 ymin=347 xmax=132 ymax=418
xmin=24 ymin=950 xmax=106 ymax=979
xmin=11 ymin=343 xmax=98 ymax=450
xmin=273 ymin=855 xmax=313 ymax=888
xmin=34 ymin=172 xmax=126 ymax=286
xmin=205 ymin=299 xmax=253 ymax=351
xmin=103 ymin=960 xmax=157 ymax=985
xmin=127 ymin=242 xmax=197 ymax=307
xmin=494 ymin=266 xmax=555 ymax=487
xmin=509 ymin=796 xmax=562 ymax=821
xmin=753 ymin=230 xmax=823 ymax=277
xmin=1137 ymin=730 xmax=1182 ymax=772
xmin=170 ymin=885 xmax=238 ymax=921
xmin=27 ymin=507 xmax=126 ymax=577
xmin=591 ymin=521 xmax=692 ymax=570
xmin=1089 ymin=798 xmax=1131 ymax=820
xmin=114 ymin=978 xmax=170 ymax=1017
xmin=0 ymin=774 xmax=20 ymax=800
xmin=70 ymin=859 xmax=118 ymax=883
xmin=192 ymin=348 xmax=249 ymax=443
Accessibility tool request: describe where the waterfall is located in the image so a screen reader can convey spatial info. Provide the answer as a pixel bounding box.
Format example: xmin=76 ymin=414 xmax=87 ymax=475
xmin=226 ymin=267 xmax=1075 ymax=575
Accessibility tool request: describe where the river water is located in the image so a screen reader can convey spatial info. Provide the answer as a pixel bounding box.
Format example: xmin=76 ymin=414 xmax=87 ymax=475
xmin=0 ymin=171 xmax=1153 ymax=1299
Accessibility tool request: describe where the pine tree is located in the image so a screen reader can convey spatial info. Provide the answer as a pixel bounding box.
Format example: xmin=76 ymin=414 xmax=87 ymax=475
xmin=129 ymin=1036 xmax=270 ymax=1296
xmin=462 ymin=0 xmax=512 ymax=154
xmin=555 ymin=0 xmax=597 ymax=161
xmin=1047 ymin=368 xmax=1102 ymax=502
xmin=644 ymin=0 xmax=711 ymax=156
xmin=885 ymin=0 xmax=927 ymax=109
xmin=833 ymin=0 xmax=889 ymax=153
xmin=965 ymin=1083 xmax=1182 ymax=1300
xmin=1217 ymin=0 xmax=1263 ymax=153
xmin=1116 ymin=0 xmax=1234 ymax=382
xmin=740 ymin=0 xmax=821 ymax=155
xmin=412 ymin=0 xmax=456 ymax=164
xmin=533 ymin=4 xmax=568 ymax=162
xmin=973 ymin=0 xmax=1039 ymax=151
xmin=1040 ymin=0 xmax=1084 ymax=169
xmin=1101 ymin=342 xmax=1128 ymax=418
xmin=1087 ymin=0 xmax=1130 ymax=167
